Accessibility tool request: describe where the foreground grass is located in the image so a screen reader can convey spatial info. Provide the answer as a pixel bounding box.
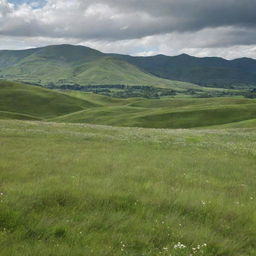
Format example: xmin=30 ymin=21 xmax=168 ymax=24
xmin=0 ymin=120 xmax=256 ymax=256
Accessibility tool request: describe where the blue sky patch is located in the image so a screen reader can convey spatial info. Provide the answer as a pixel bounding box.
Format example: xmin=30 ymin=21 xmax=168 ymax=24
xmin=8 ymin=0 xmax=46 ymax=8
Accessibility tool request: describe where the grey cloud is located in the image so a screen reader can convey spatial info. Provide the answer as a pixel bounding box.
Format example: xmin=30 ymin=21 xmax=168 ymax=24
xmin=0 ymin=0 xmax=255 ymax=58
xmin=94 ymin=0 xmax=256 ymax=30
xmin=1 ymin=0 xmax=255 ymax=39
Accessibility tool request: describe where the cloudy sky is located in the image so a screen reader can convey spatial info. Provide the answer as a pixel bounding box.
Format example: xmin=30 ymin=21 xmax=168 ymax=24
xmin=0 ymin=0 xmax=255 ymax=59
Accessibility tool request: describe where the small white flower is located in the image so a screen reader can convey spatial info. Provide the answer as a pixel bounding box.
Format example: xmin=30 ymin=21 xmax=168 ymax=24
xmin=173 ymin=242 xmax=186 ymax=249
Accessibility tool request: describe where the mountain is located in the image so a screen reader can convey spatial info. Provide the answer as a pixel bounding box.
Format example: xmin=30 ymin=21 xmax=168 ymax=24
xmin=1 ymin=44 xmax=256 ymax=89
xmin=0 ymin=45 xmax=103 ymax=86
xmin=71 ymin=57 xmax=198 ymax=87
xmin=113 ymin=53 xmax=256 ymax=89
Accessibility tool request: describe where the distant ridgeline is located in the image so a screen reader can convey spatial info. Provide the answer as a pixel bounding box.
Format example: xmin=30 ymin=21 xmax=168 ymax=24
xmin=0 ymin=44 xmax=256 ymax=98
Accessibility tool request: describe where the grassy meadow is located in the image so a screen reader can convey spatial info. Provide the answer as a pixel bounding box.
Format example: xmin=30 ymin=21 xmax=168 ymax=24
xmin=0 ymin=120 xmax=256 ymax=256
xmin=0 ymin=80 xmax=256 ymax=255
xmin=1 ymin=80 xmax=256 ymax=129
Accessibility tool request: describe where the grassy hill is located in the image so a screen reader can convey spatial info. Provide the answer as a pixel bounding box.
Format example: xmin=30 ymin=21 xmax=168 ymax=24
xmin=2 ymin=44 xmax=256 ymax=89
xmin=0 ymin=45 xmax=103 ymax=69
xmin=0 ymin=119 xmax=255 ymax=256
xmin=0 ymin=80 xmax=98 ymax=119
xmin=72 ymin=57 xmax=188 ymax=87
xmin=1 ymin=80 xmax=256 ymax=128
xmin=1 ymin=78 xmax=256 ymax=255
xmin=50 ymin=97 xmax=256 ymax=128
xmin=0 ymin=45 xmax=199 ymax=90
xmin=0 ymin=111 xmax=39 ymax=121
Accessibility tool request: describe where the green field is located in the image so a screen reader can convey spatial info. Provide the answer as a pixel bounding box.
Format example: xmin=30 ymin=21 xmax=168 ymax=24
xmin=1 ymin=81 xmax=256 ymax=129
xmin=1 ymin=80 xmax=256 ymax=255
xmin=0 ymin=120 xmax=256 ymax=256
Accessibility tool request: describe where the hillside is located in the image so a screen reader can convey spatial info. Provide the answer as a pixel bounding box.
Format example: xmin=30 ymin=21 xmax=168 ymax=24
xmin=0 ymin=45 xmax=103 ymax=86
xmin=0 ymin=45 xmax=198 ymax=90
xmin=1 ymin=81 xmax=256 ymax=128
xmin=51 ymin=96 xmax=256 ymax=128
xmin=72 ymin=57 xmax=199 ymax=88
xmin=1 ymin=44 xmax=256 ymax=89
xmin=0 ymin=80 xmax=98 ymax=119
xmin=114 ymin=54 xmax=256 ymax=89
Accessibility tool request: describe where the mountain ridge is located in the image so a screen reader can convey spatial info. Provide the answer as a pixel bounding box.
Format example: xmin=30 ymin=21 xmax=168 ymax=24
xmin=1 ymin=44 xmax=255 ymax=61
xmin=1 ymin=44 xmax=256 ymax=88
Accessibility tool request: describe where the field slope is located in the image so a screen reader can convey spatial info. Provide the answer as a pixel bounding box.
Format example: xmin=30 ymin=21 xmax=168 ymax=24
xmin=0 ymin=120 xmax=255 ymax=256
xmin=1 ymin=81 xmax=256 ymax=128
xmin=51 ymin=93 xmax=256 ymax=128
xmin=0 ymin=80 xmax=98 ymax=119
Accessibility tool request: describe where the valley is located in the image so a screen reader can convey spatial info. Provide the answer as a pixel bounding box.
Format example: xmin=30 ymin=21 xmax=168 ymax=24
xmin=1 ymin=80 xmax=256 ymax=129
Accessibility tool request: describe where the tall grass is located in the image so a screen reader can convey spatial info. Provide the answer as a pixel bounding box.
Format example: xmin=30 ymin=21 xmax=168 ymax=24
xmin=0 ymin=120 xmax=255 ymax=255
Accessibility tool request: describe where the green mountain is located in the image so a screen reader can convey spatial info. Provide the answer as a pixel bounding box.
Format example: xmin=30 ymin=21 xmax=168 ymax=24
xmin=113 ymin=54 xmax=256 ymax=89
xmin=1 ymin=44 xmax=256 ymax=89
xmin=72 ymin=57 xmax=199 ymax=87
xmin=0 ymin=45 xmax=197 ymax=90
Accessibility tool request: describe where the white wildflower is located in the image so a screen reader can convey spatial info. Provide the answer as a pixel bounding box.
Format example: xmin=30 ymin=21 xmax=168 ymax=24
xmin=174 ymin=242 xmax=186 ymax=249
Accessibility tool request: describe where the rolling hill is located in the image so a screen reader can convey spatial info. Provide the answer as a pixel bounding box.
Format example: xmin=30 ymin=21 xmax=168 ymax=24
xmin=0 ymin=80 xmax=98 ymax=120
xmin=50 ymin=96 xmax=256 ymax=128
xmin=1 ymin=80 xmax=256 ymax=128
xmin=1 ymin=44 xmax=256 ymax=89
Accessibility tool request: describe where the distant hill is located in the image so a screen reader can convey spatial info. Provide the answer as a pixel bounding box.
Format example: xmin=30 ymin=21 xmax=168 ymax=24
xmin=1 ymin=44 xmax=256 ymax=89
xmin=113 ymin=53 xmax=256 ymax=89
xmin=0 ymin=45 xmax=198 ymax=90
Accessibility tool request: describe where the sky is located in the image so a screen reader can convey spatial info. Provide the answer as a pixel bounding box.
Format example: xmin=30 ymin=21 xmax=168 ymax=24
xmin=0 ymin=0 xmax=256 ymax=59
